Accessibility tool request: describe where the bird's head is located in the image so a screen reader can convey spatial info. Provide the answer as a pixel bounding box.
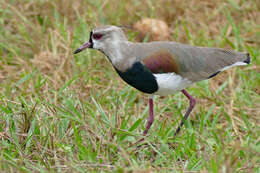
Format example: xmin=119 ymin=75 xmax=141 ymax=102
xmin=74 ymin=25 xmax=128 ymax=54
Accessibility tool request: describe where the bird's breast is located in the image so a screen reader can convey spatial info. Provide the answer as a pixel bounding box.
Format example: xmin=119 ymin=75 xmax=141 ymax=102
xmin=114 ymin=62 xmax=158 ymax=94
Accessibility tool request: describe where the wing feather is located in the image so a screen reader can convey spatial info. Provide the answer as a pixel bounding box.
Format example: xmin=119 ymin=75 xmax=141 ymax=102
xmin=131 ymin=42 xmax=249 ymax=82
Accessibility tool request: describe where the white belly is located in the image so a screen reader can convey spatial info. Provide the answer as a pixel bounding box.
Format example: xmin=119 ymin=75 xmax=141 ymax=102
xmin=153 ymin=73 xmax=192 ymax=96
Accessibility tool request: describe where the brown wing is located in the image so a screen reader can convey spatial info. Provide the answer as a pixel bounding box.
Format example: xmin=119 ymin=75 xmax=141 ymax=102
xmin=132 ymin=42 xmax=249 ymax=82
xmin=142 ymin=50 xmax=179 ymax=74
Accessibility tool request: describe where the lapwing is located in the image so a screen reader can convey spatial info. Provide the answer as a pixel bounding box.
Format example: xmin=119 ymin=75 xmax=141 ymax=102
xmin=74 ymin=25 xmax=251 ymax=136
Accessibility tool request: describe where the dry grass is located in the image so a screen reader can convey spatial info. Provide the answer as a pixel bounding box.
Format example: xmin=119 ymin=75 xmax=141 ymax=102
xmin=0 ymin=0 xmax=260 ymax=172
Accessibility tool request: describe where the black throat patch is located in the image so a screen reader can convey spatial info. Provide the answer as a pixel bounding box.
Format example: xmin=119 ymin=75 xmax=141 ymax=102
xmin=114 ymin=62 xmax=158 ymax=94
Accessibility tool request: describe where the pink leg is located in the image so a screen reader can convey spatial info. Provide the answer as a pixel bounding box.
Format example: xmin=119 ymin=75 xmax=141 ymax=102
xmin=143 ymin=97 xmax=154 ymax=135
xmin=174 ymin=89 xmax=196 ymax=136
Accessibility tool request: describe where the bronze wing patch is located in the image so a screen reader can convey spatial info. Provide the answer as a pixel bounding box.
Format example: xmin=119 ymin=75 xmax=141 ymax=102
xmin=142 ymin=51 xmax=179 ymax=74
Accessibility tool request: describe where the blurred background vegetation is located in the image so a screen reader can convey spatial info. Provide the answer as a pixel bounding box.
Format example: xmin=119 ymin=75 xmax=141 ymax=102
xmin=0 ymin=0 xmax=259 ymax=172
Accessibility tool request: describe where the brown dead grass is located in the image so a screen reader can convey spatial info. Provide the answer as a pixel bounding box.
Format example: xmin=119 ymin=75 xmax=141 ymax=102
xmin=0 ymin=3 xmax=259 ymax=170
xmin=1 ymin=0 xmax=259 ymax=135
xmin=1 ymin=0 xmax=259 ymax=68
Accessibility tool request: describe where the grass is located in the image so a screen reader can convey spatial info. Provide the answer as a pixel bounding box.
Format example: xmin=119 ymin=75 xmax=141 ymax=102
xmin=0 ymin=0 xmax=260 ymax=172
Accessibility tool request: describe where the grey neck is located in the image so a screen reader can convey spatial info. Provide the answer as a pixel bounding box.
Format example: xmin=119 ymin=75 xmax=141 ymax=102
xmin=101 ymin=41 xmax=137 ymax=72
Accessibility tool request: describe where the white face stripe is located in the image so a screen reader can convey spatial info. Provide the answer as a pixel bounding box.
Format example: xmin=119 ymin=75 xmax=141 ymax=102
xmin=92 ymin=39 xmax=124 ymax=63
xmin=92 ymin=39 xmax=102 ymax=49
xmin=90 ymin=26 xmax=131 ymax=71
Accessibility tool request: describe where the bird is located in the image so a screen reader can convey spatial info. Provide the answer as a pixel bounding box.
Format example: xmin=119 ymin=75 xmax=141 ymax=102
xmin=74 ymin=25 xmax=251 ymax=136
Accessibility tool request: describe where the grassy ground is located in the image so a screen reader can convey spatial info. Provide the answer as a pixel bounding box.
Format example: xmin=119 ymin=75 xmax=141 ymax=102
xmin=0 ymin=0 xmax=260 ymax=172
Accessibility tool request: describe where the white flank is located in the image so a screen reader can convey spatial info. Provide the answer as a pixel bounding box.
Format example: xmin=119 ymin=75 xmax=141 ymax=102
xmin=220 ymin=61 xmax=247 ymax=72
xmin=153 ymin=73 xmax=192 ymax=96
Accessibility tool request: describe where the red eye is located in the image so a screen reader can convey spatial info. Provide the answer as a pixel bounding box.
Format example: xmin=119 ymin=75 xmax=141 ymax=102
xmin=92 ymin=33 xmax=103 ymax=40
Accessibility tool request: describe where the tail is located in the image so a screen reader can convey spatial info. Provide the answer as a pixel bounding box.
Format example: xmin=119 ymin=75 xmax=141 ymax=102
xmin=243 ymin=53 xmax=251 ymax=64
xmin=220 ymin=52 xmax=251 ymax=72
